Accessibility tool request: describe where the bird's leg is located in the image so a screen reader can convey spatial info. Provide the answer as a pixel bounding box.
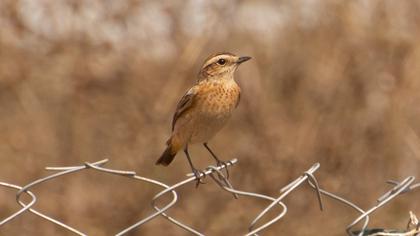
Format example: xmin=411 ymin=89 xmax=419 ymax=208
xmin=184 ymin=145 xmax=205 ymax=188
xmin=203 ymin=143 xmax=230 ymax=179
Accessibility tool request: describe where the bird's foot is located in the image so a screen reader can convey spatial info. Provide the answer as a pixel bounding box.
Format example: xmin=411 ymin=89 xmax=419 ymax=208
xmin=216 ymin=160 xmax=231 ymax=179
xmin=192 ymin=168 xmax=206 ymax=188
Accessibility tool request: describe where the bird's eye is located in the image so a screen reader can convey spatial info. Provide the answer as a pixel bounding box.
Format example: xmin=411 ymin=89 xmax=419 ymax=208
xmin=217 ymin=58 xmax=226 ymax=65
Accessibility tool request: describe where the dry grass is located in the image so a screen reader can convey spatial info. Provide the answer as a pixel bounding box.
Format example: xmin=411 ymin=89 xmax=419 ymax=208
xmin=1 ymin=0 xmax=420 ymax=235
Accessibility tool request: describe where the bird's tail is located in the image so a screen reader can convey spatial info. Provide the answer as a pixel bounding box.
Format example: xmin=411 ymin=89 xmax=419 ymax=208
xmin=156 ymin=146 xmax=176 ymax=166
xmin=156 ymin=136 xmax=181 ymax=166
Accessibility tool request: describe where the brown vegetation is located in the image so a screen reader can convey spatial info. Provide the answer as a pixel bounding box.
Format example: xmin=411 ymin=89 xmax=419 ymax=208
xmin=1 ymin=0 xmax=419 ymax=235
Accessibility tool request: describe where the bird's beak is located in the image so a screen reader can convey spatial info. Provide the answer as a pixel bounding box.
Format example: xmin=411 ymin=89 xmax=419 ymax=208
xmin=237 ymin=56 xmax=252 ymax=64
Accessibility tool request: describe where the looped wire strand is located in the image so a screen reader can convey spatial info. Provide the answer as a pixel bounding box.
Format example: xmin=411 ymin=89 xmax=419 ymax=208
xmin=1 ymin=159 xmax=419 ymax=236
xmin=347 ymin=176 xmax=415 ymax=236
xmin=0 ymin=182 xmax=37 ymax=226
xmin=50 ymin=160 xmax=181 ymax=236
xmin=246 ymin=163 xmax=321 ymax=235
xmin=118 ymin=158 xmax=238 ymax=236
xmin=205 ymin=166 xmax=288 ymax=236
xmin=12 ymin=159 xmax=113 ymax=236
xmin=3 ymin=159 xmax=179 ymax=236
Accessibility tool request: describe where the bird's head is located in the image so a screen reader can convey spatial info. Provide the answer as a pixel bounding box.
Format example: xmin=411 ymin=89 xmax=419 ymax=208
xmin=198 ymin=52 xmax=251 ymax=81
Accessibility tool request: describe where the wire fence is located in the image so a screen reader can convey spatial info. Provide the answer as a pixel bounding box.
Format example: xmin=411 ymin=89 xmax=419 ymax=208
xmin=1 ymin=159 xmax=419 ymax=236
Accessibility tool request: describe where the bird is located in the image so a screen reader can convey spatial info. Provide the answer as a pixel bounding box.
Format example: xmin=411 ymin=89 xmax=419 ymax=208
xmin=156 ymin=52 xmax=251 ymax=187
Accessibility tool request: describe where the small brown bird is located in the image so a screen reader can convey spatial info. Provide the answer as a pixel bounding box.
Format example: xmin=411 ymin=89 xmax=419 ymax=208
xmin=156 ymin=52 xmax=251 ymax=186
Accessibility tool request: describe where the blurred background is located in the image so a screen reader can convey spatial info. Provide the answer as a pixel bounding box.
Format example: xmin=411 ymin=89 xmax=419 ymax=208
xmin=1 ymin=0 xmax=420 ymax=235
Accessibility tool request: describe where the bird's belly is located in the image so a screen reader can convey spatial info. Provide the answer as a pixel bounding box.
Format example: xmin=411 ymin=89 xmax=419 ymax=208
xmin=189 ymin=113 xmax=231 ymax=144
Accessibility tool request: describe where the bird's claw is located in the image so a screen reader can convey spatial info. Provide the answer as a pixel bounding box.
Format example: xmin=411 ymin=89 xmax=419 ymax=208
xmin=216 ymin=160 xmax=231 ymax=179
xmin=192 ymin=169 xmax=206 ymax=188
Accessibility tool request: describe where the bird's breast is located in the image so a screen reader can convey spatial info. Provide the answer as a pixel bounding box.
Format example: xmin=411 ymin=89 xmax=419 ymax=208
xmin=197 ymin=82 xmax=240 ymax=118
xmin=186 ymin=81 xmax=240 ymax=144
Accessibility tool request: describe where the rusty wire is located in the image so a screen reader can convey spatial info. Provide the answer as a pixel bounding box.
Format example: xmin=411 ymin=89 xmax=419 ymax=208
xmin=1 ymin=159 xmax=419 ymax=235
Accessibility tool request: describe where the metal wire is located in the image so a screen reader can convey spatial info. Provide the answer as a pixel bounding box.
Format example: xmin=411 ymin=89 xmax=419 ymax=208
xmin=0 ymin=182 xmax=37 ymax=226
xmin=1 ymin=159 xmax=419 ymax=235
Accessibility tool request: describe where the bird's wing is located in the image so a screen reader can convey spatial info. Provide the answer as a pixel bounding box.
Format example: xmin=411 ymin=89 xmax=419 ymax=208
xmin=171 ymin=86 xmax=198 ymax=131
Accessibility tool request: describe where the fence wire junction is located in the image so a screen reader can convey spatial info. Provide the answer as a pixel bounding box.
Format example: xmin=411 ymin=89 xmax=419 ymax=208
xmin=1 ymin=159 xmax=420 ymax=236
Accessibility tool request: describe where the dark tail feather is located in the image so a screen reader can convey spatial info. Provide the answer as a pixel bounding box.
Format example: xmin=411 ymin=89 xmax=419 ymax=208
xmin=156 ymin=146 xmax=176 ymax=166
